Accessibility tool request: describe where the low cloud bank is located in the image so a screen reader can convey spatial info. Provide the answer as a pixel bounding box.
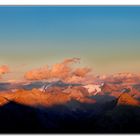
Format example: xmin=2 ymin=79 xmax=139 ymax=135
xmin=24 ymin=58 xmax=92 ymax=83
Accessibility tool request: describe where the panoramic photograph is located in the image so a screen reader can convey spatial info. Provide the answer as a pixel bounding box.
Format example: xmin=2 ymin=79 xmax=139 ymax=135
xmin=0 ymin=6 xmax=140 ymax=133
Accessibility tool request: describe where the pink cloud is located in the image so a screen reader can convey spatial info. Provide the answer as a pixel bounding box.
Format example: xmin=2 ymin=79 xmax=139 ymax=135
xmin=0 ymin=65 xmax=10 ymax=79
xmin=0 ymin=65 xmax=10 ymax=75
xmin=24 ymin=58 xmax=92 ymax=83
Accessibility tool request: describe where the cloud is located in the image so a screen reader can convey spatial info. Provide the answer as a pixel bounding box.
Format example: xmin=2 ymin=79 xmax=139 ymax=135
xmin=24 ymin=58 xmax=92 ymax=83
xmin=0 ymin=65 xmax=10 ymax=75
xmin=24 ymin=65 xmax=50 ymax=80
xmin=0 ymin=65 xmax=10 ymax=79
xmin=73 ymin=67 xmax=91 ymax=77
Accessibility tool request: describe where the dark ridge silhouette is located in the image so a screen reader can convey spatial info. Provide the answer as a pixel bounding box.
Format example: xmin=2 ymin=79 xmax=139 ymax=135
xmin=94 ymin=105 xmax=140 ymax=133
xmin=0 ymin=101 xmax=45 ymax=133
xmin=0 ymin=95 xmax=140 ymax=133
xmin=0 ymin=95 xmax=117 ymax=133
xmin=35 ymin=97 xmax=118 ymax=133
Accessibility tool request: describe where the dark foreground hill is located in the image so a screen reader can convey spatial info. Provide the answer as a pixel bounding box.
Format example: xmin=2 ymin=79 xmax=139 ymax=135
xmin=0 ymin=91 xmax=140 ymax=133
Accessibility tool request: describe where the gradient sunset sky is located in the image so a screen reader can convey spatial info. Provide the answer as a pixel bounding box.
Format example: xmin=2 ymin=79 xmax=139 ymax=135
xmin=0 ymin=6 xmax=140 ymax=80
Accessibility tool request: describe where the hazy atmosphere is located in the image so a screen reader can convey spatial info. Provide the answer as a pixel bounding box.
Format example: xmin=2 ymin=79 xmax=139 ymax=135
xmin=0 ymin=6 xmax=140 ymax=81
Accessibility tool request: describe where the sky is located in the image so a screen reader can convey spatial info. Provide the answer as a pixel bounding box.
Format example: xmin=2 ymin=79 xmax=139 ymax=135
xmin=0 ymin=6 xmax=140 ymax=81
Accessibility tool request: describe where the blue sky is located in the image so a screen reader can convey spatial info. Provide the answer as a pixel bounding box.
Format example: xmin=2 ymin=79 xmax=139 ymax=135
xmin=0 ymin=6 xmax=140 ymax=80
